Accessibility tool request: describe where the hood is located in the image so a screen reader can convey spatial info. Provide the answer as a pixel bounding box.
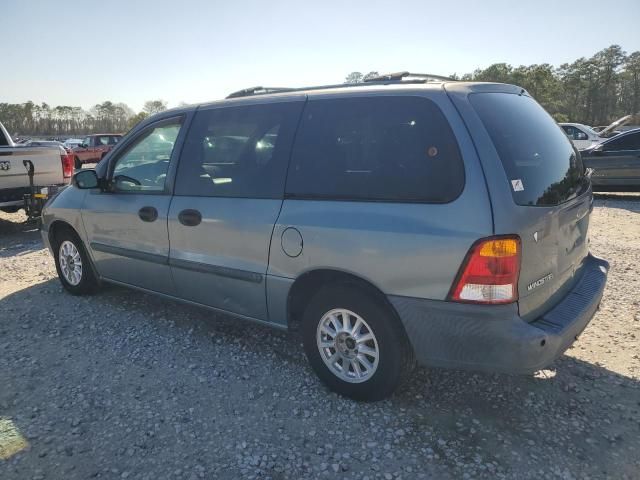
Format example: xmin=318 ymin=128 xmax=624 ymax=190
xmin=599 ymin=115 xmax=632 ymax=137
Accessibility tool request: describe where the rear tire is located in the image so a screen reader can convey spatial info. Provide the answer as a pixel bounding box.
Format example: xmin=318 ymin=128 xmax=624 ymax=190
xmin=52 ymin=228 xmax=99 ymax=295
xmin=302 ymin=284 xmax=412 ymax=401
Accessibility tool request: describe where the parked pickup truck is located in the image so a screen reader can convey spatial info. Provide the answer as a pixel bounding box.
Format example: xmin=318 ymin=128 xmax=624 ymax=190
xmin=72 ymin=134 xmax=122 ymax=168
xmin=0 ymin=121 xmax=73 ymax=215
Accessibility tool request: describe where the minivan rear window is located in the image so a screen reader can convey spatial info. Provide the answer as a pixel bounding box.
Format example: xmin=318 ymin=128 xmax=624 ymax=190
xmin=286 ymin=96 xmax=464 ymax=203
xmin=470 ymin=93 xmax=589 ymax=206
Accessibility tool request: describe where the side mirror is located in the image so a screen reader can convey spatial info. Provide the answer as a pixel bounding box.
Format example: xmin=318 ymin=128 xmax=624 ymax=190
xmin=593 ymin=144 xmax=603 ymax=152
xmin=73 ymin=169 xmax=99 ymax=189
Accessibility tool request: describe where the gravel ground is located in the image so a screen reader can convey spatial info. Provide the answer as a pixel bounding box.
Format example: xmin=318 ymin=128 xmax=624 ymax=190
xmin=1 ymin=194 xmax=639 ymax=480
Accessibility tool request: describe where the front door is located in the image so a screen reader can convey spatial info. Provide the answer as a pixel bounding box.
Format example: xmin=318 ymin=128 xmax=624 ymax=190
xmin=168 ymin=99 xmax=305 ymax=321
xmin=77 ymin=136 xmax=92 ymax=163
xmin=82 ymin=116 xmax=186 ymax=294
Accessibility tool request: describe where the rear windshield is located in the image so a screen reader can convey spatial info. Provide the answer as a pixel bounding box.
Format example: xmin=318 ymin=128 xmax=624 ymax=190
xmin=470 ymin=93 xmax=589 ymax=206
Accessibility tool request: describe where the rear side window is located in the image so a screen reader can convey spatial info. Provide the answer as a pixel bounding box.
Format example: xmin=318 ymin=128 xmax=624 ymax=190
xmin=175 ymin=101 xmax=304 ymax=198
xmin=602 ymin=131 xmax=640 ymax=151
xmin=0 ymin=128 xmax=8 ymax=146
xmin=470 ymin=93 xmax=589 ymax=206
xmin=112 ymin=120 xmax=182 ymax=192
xmin=562 ymin=125 xmax=588 ymax=141
xmin=286 ymin=96 xmax=464 ymax=202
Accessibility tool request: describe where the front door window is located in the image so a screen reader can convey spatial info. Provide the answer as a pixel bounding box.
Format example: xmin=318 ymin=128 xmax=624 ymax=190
xmin=112 ymin=121 xmax=181 ymax=192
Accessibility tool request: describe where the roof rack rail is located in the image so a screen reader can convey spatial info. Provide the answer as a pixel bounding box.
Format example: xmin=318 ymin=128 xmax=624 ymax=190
xmin=224 ymin=73 xmax=454 ymax=99
xmin=363 ymin=72 xmax=455 ymax=83
xmin=226 ymin=86 xmax=294 ymax=99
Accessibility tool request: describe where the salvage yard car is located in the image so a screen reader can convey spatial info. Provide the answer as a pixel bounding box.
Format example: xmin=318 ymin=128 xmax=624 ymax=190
xmin=559 ymin=115 xmax=634 ymax=150
xmin=581 ymin=128 xmax=640 ymax=189
xmin=559 ymin=123 xmax=604 ymax=150
xmin=72 ymin=133 xmax=122 ymax=169
xmin=41 ymin=74 xmax=609 ymax=400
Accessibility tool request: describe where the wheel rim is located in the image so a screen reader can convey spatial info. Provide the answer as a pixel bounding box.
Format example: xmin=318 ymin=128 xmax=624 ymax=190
xmin=316 ymin=308 xmax=379 ymax=383
xmin=59 ymin=240 xmax=83 ymax=286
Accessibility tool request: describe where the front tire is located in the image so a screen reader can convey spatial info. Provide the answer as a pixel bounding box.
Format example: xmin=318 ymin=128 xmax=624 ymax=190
xmin=302 ymin=284 xmax=412 ymax=401
xmin=52 ymin=229 xmax=99 ymax=295
xmin=74 ymin=156 xmax=82 ymax=170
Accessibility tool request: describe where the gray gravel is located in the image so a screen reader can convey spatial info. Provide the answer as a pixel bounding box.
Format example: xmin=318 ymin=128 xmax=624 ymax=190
xmin=1 ymin=194 xmax=639 ymax=479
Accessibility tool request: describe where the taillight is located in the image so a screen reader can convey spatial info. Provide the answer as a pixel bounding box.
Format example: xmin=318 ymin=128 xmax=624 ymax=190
xmin=61 ymin=153 xmax=74 ymax=179
xmin=448 ymin=236 xmax=521 ymax=304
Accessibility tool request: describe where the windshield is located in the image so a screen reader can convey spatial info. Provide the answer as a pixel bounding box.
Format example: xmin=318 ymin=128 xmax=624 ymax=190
xmin=581 ymin=125 xmax=599 ymax=137
xmin=470 ymin=93 xmax=589 ymax=207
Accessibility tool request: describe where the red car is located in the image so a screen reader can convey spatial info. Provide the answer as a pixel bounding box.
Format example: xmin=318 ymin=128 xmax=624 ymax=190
xmin=73 ymin=134 xmax=122 ymax=168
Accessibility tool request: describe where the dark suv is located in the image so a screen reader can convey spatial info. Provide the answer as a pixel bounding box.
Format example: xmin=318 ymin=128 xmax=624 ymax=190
xmin=42 ymin=74 xmax=608 ymax=400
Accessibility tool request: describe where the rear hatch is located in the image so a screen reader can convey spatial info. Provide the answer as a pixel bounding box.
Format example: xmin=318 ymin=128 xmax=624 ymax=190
xmin=464 ymin=89 xmax=592 ymax=320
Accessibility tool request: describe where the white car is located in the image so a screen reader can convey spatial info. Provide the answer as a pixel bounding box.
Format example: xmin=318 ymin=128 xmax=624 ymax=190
xmin=559 ymin=123 xmax=603 ymax=150
xmin=560 ymin=115 xmax=633 ymax=150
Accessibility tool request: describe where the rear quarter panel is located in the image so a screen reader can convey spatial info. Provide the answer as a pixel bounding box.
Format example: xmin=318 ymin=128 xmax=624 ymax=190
xmin=267 ymin=90 xmax=493 ymax=303
xmin=445 ymin=83 xmax=593 ymax=320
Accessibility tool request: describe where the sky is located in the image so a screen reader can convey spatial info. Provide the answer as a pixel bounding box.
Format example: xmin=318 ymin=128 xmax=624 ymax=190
xmin=2 ymin=0 xmax=640 ymax=112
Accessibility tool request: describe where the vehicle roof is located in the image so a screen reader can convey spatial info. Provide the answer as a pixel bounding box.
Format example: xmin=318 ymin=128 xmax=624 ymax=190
xmin=86 ymin=133 xmax=122 ymax=136
xmin=194 ymin=81 xmax=525 ymax=109
xmin=134 ymin=80 xmax=528 ymax=134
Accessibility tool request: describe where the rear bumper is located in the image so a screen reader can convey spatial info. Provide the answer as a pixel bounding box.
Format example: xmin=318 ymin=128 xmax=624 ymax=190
xmin=1 ymin=185 xmax=69 ymax=208
xmin=389 ymin=254 xmax=609 ymax=374
xmin=0 ymin=200 xmax=24 ymax=208
xmin=0 ymin=187 xmax=32 ymax=206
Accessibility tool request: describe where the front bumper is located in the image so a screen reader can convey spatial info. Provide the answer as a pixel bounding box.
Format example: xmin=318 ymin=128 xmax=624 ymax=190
xmin=389 ymin=254 xmax=609 ymax=374
xmin=41 ymin=227 xmax=53 ymax=254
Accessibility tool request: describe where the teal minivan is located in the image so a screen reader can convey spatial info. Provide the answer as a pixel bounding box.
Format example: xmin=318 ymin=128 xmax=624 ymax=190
xmin=42 ymin=74 xmax=608 ymax=400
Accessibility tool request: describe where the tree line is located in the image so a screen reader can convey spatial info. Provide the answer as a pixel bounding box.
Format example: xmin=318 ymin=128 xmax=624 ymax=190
xmin=3 ymin=44 xmax=638 ymax=137
xmin=0 ymin=100 xmax=168 ymax=138
xmin=346 ymin=45 xmax=640 ymax=127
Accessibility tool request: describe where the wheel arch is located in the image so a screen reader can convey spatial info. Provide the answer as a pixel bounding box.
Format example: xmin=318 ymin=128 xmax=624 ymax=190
xmin=48 ymin=219 xmax=101 ymax=283
xmin=48 ymin=219 xmax=81 ymax=247
xmin=286 ymin=268 xmax=405 ymax=333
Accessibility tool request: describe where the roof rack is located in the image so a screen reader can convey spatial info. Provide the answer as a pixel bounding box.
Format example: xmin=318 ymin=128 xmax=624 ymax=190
xmin=225 ymin=73 xmax=455 ymax=99
xmin=226 ymin=86 xmax=294 ymax=99
xmin=363 ymin=71 xmax=455 ymax=82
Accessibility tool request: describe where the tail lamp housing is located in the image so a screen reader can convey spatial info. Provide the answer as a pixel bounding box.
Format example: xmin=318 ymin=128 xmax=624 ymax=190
xmin=61 ymin=151 xmax=74 ymax=179
xmin=448 ymin=235 xmax=521 ymax=304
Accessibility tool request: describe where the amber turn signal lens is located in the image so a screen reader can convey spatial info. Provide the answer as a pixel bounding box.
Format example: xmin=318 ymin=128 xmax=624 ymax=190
xmin=478 ymin=239 xmax=518 ymax=257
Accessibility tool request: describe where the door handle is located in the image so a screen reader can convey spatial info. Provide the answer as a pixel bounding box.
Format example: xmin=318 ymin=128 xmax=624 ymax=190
xmin=178 ymin=209 xmax=202 ymax=227
xmin=138 ymin=206 xmax=158 ymax=222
